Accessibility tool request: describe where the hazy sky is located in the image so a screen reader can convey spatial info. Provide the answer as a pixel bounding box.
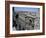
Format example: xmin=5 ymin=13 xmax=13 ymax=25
xmin=13 ymin=7 xmax=40 ymax=13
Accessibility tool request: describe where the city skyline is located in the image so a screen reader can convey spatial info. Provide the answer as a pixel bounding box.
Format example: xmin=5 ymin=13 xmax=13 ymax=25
xmin=13 ymin=7 xmax=40 ymax=13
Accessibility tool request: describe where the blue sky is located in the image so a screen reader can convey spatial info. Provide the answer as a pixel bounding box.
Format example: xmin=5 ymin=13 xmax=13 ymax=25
xmin=13 ymin=7 xmax=40 ymax=13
